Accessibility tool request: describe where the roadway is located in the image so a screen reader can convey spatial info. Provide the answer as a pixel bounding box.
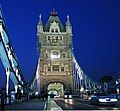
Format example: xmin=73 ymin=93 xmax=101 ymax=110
xmin=54 ymin=98 xmax=120 ymax=110
xmin=3 ymin=97 xmax=120 ymax=110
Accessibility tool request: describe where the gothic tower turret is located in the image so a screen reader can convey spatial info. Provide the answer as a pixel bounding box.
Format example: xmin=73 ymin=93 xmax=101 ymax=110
xmin=66 ymin=15 xmax=72 ymax=34
xmin=36 ymin=10 xmax=74 ymax=94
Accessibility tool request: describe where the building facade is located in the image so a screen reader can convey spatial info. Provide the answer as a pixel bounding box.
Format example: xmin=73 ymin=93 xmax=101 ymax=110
xmin=36 ymin=10 xmax=74 ymax=94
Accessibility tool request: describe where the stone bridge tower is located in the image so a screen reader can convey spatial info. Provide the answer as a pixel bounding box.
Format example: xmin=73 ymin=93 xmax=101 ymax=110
xmin=36 ymin=10 xmax=74 ymax=94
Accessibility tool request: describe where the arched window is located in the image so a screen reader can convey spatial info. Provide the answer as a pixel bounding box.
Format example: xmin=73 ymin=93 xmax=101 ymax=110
xmin=51 ymin=50 xmax=60 ymax=59
xmin=47 ymin=66 xmax=51 ymax=71
xmin=52 ymin=65 xmax=59 ymax=71
xmin=62 ymin=53 xmax=66 ymax=58
xmin=55 ymin=28 xmax=58 ymax=33
xmin=51 ymin=28 xmax=54 ymax=33
xmin=61 ymin=67 xmax=65 ymax=72
xmin=47 ymin=36 xmax=51 ymax=40
xmin=53 ymin=51 xmax=59 ymax=56
xmin=44 ymin=53 xmax=48 ymax=58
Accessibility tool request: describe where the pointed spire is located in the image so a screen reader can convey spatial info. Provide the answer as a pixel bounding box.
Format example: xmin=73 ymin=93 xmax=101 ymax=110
xmin=66 ymin=14 xmax=71 ymax=26
xmin=38 ymin=14 xmax=43 ymax=26
xmin=39 ymin=14 xmax=42 ymax=20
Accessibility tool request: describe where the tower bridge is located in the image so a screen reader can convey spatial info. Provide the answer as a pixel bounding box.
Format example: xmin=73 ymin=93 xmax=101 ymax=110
xmin=31 ymin=10 xmax=102 ymax=96
xmin=0 ymin=7 xmax=119 ymax=98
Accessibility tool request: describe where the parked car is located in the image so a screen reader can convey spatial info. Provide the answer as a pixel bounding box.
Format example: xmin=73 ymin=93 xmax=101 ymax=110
xmin=89 ymin=92 xmax=118 ymax=106
xmin=64 ymin=91 xmax=72 ymax=99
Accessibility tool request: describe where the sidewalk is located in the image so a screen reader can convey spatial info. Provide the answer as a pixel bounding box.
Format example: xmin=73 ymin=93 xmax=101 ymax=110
xmin=5 ymin=99 xmax=46 ymax=110
xmin=45 ymin=97 xmax=62 ymax=111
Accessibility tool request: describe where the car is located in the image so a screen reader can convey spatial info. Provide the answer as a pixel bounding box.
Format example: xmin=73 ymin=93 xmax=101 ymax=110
xmin=49 ymin=94 xmax=56 ymax=98
xmin=108 ymin=93 xmax=120 ymax=101
xmin=89 ymin=92 xmax=118 ymax=106
xmin=54 ymin=95 xmax=60 ymax=98
xmin=64 ymin=91 xmax=72 ymax=99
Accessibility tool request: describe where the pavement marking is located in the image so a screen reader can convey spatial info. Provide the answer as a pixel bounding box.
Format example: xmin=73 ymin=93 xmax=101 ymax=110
xmin=43 ymin=102 xmax=47 ymax=110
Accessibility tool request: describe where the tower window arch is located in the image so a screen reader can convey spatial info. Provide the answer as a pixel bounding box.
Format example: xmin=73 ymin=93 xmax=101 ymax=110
xmin=51 ymin=50 xmax=60 ymax=59
xmin=47 ymin=66 xmax=51 ymax=71
xmin=52 ymin=65 xmax=59 ymax=71
xmin=44 ymin=53 xmax=48 ymax=58
xmin=51 ymin=28 xmax=54 ymax=33
xmin=53 ymin=51 xmax=59 ymax=55
xmin=55 ymin=28 xmax=58 ymax=33
xmin=61 ymin=67 xmax=65 ymax=72
xmin=62 ymin=53 xmax=67 ymax=58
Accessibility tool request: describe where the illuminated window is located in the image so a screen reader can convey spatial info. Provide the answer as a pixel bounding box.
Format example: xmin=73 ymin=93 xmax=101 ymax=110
xmin=53 ymin=65 xmax=59 ymax=71
xmin=53 ymin=51 xmax=59 ymax=55
xmin=51 ymin=50 xmax=60 ymax=59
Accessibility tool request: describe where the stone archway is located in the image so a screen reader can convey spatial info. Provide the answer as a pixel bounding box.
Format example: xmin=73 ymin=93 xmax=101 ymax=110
xmin=47 ymin=83 xmax=64 ymax=96
xmin=41 ymin=78 xmax=72 ymax=95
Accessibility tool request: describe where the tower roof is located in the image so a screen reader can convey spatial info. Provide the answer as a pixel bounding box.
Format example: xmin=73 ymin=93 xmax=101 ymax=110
xmin=66 ymin=15 xmax=71 ymax=26
xmin=44 ymin=9 xmax=65 ymax=32
xmin=38 ymin=14 xmax=43 ymax=26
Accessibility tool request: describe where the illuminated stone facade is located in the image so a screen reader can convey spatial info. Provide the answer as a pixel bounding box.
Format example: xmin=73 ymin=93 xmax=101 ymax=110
xmin=37 ymin=10 xmax=74 ymax=93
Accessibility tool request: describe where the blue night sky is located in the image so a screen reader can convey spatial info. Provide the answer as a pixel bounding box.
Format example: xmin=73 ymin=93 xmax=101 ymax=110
xmin=0 ymin=0 xmax=120 ymax=87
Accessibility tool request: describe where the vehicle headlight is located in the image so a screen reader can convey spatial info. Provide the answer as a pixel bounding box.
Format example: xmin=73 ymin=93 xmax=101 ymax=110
xmin=88 ymin=97 xmax=92 ymax=100
xmin=64 ymin=95 xmax=67 ymax=98
xmin=69 ymin=95 xmax=72 ymax=98
xmin=99 ymin=99 xmax=106 ymax=102
xmin=35 ymin=92 xmax=39 ymax=96
xmin=111 ymin=99 xmax=118 ymax=102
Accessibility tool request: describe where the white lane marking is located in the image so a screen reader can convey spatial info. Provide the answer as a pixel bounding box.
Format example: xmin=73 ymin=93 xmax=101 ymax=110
xmin=43 ymin=102 xmax=46 ymax=110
